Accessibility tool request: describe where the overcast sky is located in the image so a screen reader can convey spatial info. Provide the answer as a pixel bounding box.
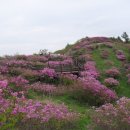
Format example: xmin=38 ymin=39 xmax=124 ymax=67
xmin=0 ymin=0 xmax=130 ymax=55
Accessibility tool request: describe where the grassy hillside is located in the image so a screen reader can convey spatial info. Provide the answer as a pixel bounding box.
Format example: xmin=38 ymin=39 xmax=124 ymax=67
xmin=0 ymin=36 xmax=130 ymax=130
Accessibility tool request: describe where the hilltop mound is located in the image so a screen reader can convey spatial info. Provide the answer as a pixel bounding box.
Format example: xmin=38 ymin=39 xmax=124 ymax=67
xmin=55 ymin=37 xmax=112 ymax=54
xmin=55 ymin=36 xmax=130 ymax=97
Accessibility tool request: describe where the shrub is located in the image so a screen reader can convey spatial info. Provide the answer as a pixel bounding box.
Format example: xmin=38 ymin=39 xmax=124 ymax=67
xmin=116 ymin=50 xmax=126 ymax=61
xmin=0 ymin=80 xmax=8 ymax=89
xmin=40 ymin=68 xmax=56 ymax=78
xmin=104 ymin=78 xmax=119 ymax=88
xmin=0 ymin=81 xmax=78 ymax=130
xmin=0 ymin=66 xmax=8 ymax=74
xmin=10 ymin=76 xmax=29 ymax=92
xmin=79 ymin=77 xmax=117 ymax=105
xmin=11 ymin=76 xmax=29 ymax=87
xmin=81 ymin=61 xmax=99 ymax=79
xmin=105 ymin=67 xmax=120 ymax=78
xmin=88 ymin=97 xmax=130 ymax=130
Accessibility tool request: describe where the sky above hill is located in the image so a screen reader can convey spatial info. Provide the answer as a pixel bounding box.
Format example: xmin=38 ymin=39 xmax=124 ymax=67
xmin=0 ymin=0 xmax=130 ymax=55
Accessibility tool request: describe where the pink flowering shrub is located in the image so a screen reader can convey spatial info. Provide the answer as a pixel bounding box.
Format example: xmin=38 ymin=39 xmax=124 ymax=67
xmin=10 ymin=76 xmax=29 ymax=92
xmin=88 ymin=97 xmax=130 ymax=130
xmin=0 ymin=66 xmax=8 ymax=74
xmin=0 ymin=80 xmax=8 ymax=89
xmin=81 ymin=61 xmax=99 ymax=78
xmin=0 ymin=82 xmax=24 ymax=129
xmin=39 ymin=68 xmax=58 ymax=84
xmin=0 ymin=81 xmax=78 ymax=130
xmin=116 ymin=50 xmax=126 ymax=61
xmin=104 ymin=78 xmax=119 ymax=87
xmin=11 ymin=76 xmax=29 ymax=87
xmin=61 ymin=58 xmax=73 ymax=65
xmin=17 ymin=101 xmax=77 ymax=123
xmin=105 ymin=67 xmax=120 ymax=78
xmin=48 ymin=61 xmax=61 ymax=67
xmin=78 ymin=61 xmax=117 ymax=105
xmin=48 ymin=58 xmax=73 ymax=68
xmin=7 ymin=60 xmax=28 ymax=67
xmin=19 ymin=101 xmax=78 ymax=129
xmin=79 ymin=77 xmax=117 ymax=105
xmin=40 ymin=68 xmax=56 ymax=78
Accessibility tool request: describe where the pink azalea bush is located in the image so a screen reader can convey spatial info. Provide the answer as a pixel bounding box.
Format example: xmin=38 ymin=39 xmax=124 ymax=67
xmin=61 ymin=58 xmax=73 ymax=65
xmin=104 ymin=78 xmax=119 ymax=87
xmin=11 ymin=76 xmax=29 ymax=87
xmin=105 ymin=67 xmax=120 ymax=78
xmin=0 ymin=80 xmax=78 ymax=130
xmin=78 ymin=61 xmax=117 ymax=105
xmin=6 ymin=60 xmax=28 ymax=67
xmin=48 ymin=61 xmax=61 ymax=67
xmin=40 ymin=68 xmax=56 ymax=78
xmin=48 ymin=58 xmax=73 ymax=68
xmin=116 ymin=50 xmax=126 ymax=61
xmin=13 ymin=100 xmax=77 ymax=124
xmin=9 ymin=76 xmax=29 ymax=92
xmin=0 ymin=66 xmax=8 ymax=74
xmin=89 ymin=97 xmax=130 ymax=130
xmin=0 ymin=80 xmax=8 ymax=89
xmin=81 ymin=61 xmax=99 ymax=78
xmin=80 ymin=77 xmax=117 ymax=104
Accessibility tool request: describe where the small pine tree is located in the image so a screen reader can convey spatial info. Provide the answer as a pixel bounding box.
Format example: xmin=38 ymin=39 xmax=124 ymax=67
xmin=117 ymin=36 xmax=123 ymax=42
xmin=121 ymin=32 xmax=129 ymax=43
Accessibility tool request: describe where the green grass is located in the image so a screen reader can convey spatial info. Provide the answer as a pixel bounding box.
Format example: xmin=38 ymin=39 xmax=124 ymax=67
xmin=92 ymin=43 xmax=130 ymax=98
